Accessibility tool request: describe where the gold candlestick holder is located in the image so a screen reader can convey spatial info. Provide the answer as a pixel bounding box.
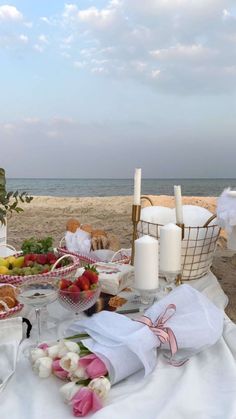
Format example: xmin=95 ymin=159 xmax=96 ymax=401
xmin=176 ymin=222 xmax=185 ymax=240
xmin=131 ymin=204 xmax=141 ymax=265
xmin=175 ymin=223 xmax=185 ymax=286
xmin=175 ymin=273 xmax=183 ymax=286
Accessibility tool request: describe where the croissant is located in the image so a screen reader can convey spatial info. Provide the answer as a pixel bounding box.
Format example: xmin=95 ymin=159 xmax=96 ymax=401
xmin=0 ymin=285 xmax=18 ymax=311
xmin=91 ymin=229 xmax=110 ymax=250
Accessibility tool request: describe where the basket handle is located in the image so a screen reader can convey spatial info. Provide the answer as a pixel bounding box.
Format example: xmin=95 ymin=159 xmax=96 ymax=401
xmin=141 ymin=196 xmax=153 ymax=206
xmin=51 ymin=254 xmax=78 ymax=272
xmin=203 ymin=214 xmax=217 ymax=227
xmin=0 ymin=244 xmax=17 ymax=253
xmin=59 ymin=236 xmax=66 ymax=247
xmin=110 ymin=248 xmax=132 ymax=263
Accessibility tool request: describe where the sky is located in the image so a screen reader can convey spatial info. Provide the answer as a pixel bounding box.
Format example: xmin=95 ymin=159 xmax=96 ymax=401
xmin=0 ymin=0 xmax=236 ymax=178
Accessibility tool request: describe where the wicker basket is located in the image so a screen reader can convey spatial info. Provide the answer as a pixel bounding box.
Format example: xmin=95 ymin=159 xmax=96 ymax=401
xmin=138 ymin=203 xmax=220 ymax=280
xmin=0 ymin=252 xmax=80 ymax=285
xmin=58 ymin=240 xmax=131 ymax=267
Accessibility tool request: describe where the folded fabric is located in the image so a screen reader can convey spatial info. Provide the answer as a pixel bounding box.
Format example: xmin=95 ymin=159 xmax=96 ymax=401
xmin=217 ymin=188 xmax=236 ymax=232
xmin=0 ymin=317 xmax=23 ymax=392
xmin=65 ymin=229 xmax=91 ymax=254
xmin=66 ymin=284 xmax=223 ymax=384
xmin=94 ymin=263 xmax=134 ymax=295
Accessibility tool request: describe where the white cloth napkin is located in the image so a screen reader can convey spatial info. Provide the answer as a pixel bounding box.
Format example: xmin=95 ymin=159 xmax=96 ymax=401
xmin=66 ymin=284 xmax=223 ymax=384
xmin=65 ymin=229 xmax=91 ymax=254
xmin=0 ymin=317 xmax=23 ymax=392
xmin=217 ymin=188 xmax=236 ymax=231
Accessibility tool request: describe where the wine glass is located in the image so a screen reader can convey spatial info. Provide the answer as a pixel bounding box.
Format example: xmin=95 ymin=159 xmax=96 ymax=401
xmin=18 ymin=277 xmax=58 ymax=347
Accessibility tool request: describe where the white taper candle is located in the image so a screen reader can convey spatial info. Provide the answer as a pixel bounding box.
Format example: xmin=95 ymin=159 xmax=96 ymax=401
xmin=134 ymin=235 xmax=159 ymax=290
xmin=174 ymin=185 xmax=183 ymax=224
xmin=160 ymin=223 xmax=182 ymax=273
xmin=133 ymin=168 xmax=141 ymax=205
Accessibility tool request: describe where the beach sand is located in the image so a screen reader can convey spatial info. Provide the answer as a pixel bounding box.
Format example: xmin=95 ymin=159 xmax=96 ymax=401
xmin=7 ymin=195 xmax=235 ymax=321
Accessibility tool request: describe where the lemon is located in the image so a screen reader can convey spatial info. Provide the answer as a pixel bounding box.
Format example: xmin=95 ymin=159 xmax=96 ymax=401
xmin=0 ymin=257 xmax=9 ymax=268
xmin=0 ymin=265 xmax=9 ymax=275
xmin=6 ymin=256 xmax=16 ymax=265
xmin=13 ymin=256 xmax=25 ymax=268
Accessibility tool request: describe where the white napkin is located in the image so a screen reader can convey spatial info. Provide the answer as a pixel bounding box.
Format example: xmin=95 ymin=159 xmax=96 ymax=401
xmin=65 ymin=228 xmax=91 ymax=254
xmin=0 ymin=317 xmax=23 ymax=392
xmin=66 ymin=310 xmax=158 ymax=384
xmin=145 ymin=284 xmax=224 ymax=361
xmin=66 ymin=285 xmax=223 ymax=384
xmin=217 ymin=188 xmax=236 ymax=232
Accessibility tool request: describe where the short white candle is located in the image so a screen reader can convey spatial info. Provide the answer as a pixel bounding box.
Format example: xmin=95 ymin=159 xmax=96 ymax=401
xmin=134 ymin=235 xmax=159 ymax=290
xmin=133 ymin=168 xmax=141 ymax=205
xmin=160 ymin=223 xmax=182 ymax=273
xmin=174 ymin=185 xmax=183 ymax=224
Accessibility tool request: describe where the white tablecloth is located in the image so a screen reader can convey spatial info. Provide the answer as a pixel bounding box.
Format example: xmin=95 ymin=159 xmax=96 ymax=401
xmin=1 ymin=271 xmax=236 ymax=419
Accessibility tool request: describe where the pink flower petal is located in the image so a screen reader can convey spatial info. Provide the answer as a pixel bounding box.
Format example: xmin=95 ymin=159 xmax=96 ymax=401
xmin=86 ymin=359 xmax=107 ymax=379
xmin=38 ymin=343 xmax=49 ymax=350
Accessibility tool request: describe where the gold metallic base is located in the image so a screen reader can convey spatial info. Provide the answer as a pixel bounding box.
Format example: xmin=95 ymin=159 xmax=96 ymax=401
xmin=176 ymin=223 xmax=185 ymax=240
xmin=131 ymin=204 xmax=141 ymax=265
xmin=175 ymin=273 xmax=183 ymax=286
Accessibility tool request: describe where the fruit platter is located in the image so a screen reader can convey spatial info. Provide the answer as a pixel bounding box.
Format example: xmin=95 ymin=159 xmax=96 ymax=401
xmin=0 ymin=237 xmax=80 ymax=285
xmin=58 ymin=265 xmax=101 ymax=313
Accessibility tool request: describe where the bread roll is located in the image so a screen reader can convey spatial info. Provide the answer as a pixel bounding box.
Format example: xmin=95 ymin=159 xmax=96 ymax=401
xmin=66 ymin=218 xmax=80 ymax=233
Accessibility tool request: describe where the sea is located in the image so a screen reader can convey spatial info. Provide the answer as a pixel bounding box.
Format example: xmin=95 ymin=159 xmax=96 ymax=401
xmin=6 ymin=178 xmax=236 ymax=197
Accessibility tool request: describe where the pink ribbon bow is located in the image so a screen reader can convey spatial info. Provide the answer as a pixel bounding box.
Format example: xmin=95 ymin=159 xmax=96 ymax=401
xmin=136 ymin=304 xmax=182 ymax=365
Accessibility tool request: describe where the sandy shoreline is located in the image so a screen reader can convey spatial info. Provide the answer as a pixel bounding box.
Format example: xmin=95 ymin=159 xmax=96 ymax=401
xmin=6 ymin=194 xmax=236 ymax=321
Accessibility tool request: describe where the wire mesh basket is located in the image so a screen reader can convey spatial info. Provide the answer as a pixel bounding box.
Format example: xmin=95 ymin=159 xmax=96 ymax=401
xmin=138 ymin=209 xmax=221 ymax=280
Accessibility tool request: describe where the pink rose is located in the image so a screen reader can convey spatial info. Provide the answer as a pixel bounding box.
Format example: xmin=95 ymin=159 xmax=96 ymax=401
xmin=52 ymin=359 xmax=69 ymax=380
xmin=79 ymin=354 xmax=108 ymax=379
xmin=71 ymin=387 xmax=103 ymax=417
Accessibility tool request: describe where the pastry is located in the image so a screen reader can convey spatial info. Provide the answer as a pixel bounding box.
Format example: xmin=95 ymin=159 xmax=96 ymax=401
xmin=66 ymin=218 xmax=81 ymax=233
xmin=0 ymin=285 xmax=18 ymax=312
xmin=81 ymin=224 xmax=93 ymax=234
xmin=91 ymin=229 xmax=109 ymax=250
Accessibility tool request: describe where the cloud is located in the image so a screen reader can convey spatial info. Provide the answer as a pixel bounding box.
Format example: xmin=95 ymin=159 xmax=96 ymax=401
xmin=58 ymin=0 xmax=236 ymax=94
xmin=0 ymin=4 xmax=23 ymax=21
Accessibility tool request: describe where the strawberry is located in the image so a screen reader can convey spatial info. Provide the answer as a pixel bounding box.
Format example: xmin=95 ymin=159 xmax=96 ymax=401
xmin=83 ymin=265 xmax=99 ymax=285
xmin=67 ymin=284 xmax=80 ymax=293
xmin=47 ymin=252 xmax=57 ymax=265
xmin=37 ymin=254 xmax=48 ymax=265
xmin=59 ymin=279 xmax=72 ymax=290
xmin=23 ymin=254 xmax=37 ymax=267
xmin=76 ymin=275 xmax=90 ymax=291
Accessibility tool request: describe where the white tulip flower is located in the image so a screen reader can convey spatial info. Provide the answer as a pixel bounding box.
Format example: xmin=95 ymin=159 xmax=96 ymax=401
xmin=57 ymin=340 xmax=80 ymax=357
xmin=47 ymin=344 xmax=60 ymax=359
xmin=88 ymin=376 xmax=111 ymax=400
xmin=59 ymin=352 xmax=80 ymax=373
xmin=30 ymin=348 xmax=47 ymax=364
xmin=33 ymin=357 xmax=53 ymax=378
xmin=69 ymin=365 xmax=88 ymax=381
xmin=59 ymin=382 xmax=82 ymax=403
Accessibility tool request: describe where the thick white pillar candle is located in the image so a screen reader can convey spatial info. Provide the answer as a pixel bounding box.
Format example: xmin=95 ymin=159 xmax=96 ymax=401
xmin=133 ymin=168 xmax=141 ymax=205
xmin=160 ymin=223 xmax=182 ymax=273
xmin=174 ymin=185 xmax=183 ymax=224
xmin=134 ymin=235 xmax=159 ymax=290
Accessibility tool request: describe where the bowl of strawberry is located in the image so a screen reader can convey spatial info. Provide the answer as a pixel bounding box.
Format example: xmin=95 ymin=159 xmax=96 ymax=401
xmin=58 ymin=265 xmax=101 ymax=313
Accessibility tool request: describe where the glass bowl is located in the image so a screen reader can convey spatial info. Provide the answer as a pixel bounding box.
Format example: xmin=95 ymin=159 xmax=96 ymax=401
xmin=57 ymin=283 xmax=101 ymax=313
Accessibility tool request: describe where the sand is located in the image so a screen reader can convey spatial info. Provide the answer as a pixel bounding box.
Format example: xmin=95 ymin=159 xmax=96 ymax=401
xmin=6 ymin=195 xmax=236 ymax=321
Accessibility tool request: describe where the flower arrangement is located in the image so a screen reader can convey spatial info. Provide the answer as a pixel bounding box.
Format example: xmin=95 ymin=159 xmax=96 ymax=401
xmin=30 ymin=338 xmax=111 ymax=417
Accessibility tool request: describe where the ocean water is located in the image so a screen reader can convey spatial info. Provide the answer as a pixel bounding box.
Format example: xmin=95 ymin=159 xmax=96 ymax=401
xmin=6 ymin=178 xmax=236 ymax=197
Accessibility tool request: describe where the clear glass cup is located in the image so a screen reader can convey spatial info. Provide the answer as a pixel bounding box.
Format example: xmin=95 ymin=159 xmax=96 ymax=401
xmin=18 ymin=277 xmax=58 ymax=345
